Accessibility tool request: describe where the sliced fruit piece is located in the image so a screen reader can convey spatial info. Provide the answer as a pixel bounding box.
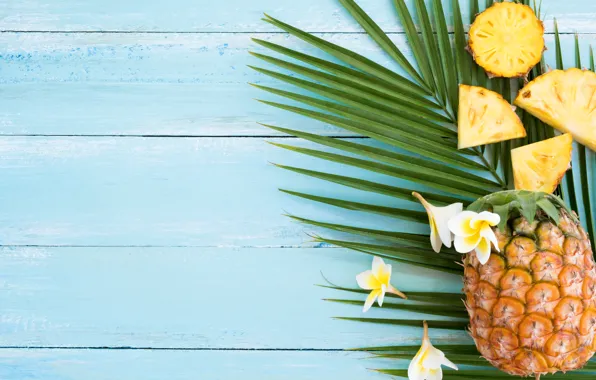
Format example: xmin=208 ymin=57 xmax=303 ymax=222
xmin=515 ymin=68 xmax=596 ymax=151
xmin=469 ymin=2 xmax=544 ymax=78
xmin=511 ymin=133 xmax=573 ymax=193
xmin=458 ymin=85 xmax=527 ymax=149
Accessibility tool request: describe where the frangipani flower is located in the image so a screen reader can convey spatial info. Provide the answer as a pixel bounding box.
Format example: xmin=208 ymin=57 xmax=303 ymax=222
xmin=448 ymin=210 xmax=501 ymax=265
xmin=412 ymin=192 xmax=463 ymax=253
xmin=408 ymin=321 xmax=458 ymax=380
xmin=356 ymin=256 xmax=406 ymax=312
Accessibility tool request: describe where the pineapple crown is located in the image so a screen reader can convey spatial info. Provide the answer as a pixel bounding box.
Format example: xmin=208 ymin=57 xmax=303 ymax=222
xmin=467 ymin=190 xmax=577 ymax=231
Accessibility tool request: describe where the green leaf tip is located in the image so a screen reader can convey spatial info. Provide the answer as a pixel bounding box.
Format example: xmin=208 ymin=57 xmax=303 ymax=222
xmin=466 ymin=190 xmax=578 ymax=230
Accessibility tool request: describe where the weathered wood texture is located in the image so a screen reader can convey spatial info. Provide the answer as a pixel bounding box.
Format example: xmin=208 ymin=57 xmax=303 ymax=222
xmin=0 ymin=34 xmax=592 ymax=136
xmin=0 ymin=350 xmax=389 ymax=380
xmin=0 ymin=246 xmax=461 ymax=348
xmin=0 ymin=0 xmax=592 ymax=32
xmin=0 ymin=137 xmax=437 ymax=246
xmin=0 ymin=0 xmax=593 ymax=378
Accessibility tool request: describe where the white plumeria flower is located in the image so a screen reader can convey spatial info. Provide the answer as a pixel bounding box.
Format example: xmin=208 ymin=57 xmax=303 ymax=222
xmin=408 ymin=321 xmax=458 ymax=380
xmin=412 ymin=192 xmax=463 ymax=253
xmin=448 ymin=210 xmax=501 ymax=265
xmin=356 ymin=256 xmax=406 ymax=312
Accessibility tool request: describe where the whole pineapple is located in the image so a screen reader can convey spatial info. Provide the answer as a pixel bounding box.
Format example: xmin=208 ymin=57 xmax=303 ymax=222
xmin=463 ymin=191 xmax=596 ymax=379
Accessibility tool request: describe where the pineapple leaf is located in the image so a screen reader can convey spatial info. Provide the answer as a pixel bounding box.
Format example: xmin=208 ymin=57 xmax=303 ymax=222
xmin=466 ymin=191 xmax=577 ymax=229
xmin=324 ymin=299 xmax=468 ymax=319
xmin=452 ymin=0 xmax=472 ymax=86
xmin=553 ymin=20 xmax=579 ymax=213
xmin=318 ymin=285 xmax=464 ymax=306
xmin=287 ymin=214 xmax=441 ymax=247
xmin=314 ymin=236 xmax=463 ymax=274
xmin=537 ymin=198 xmax=561 ymax=225
xmin=281 ymin=192 xmax=428 ymax=223
xmin=274 ymin=164 xmax=465 ymax=204
xmin=270 ymin=142 xmax=489 ymax=198
xmin=413 ymin=0 xmax=449 ymax=110
xmin=352 ymin=344 xmax=477 ymax=353
xmin=249 ymin=71 xmax=455 ymax=135
xmin=432 ymin=0 xmax=459 ymax=115
xmin=248 ymin=54 xmax=451 ymax=123
xmin=333 ymin=317 xmax=468 ymax=331
xmin=264 ymin=125 xmax=499 ymax=189
xmin=262 ymin=14 xmax=431 ymax=98
xmin=391 ymin=0 xmax=436 ymax=97
xmin=337 ymin=0 xmax=426 ymax=89
xmin=258 ymin=100 xmax=484 ymax=170
xmin=250 ymin=38 xmax=440 ymax=110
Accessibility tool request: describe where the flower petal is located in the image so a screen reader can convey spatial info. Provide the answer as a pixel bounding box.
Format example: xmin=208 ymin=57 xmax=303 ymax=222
xmin=379 ymin=263 xmax=392 ymax=286
xmin=448 ymin=211 xmax=478 ymax=237
xmin=413 ymin=192 xmax=442 ymax=253
xmin=441 ymin=355 xmax=459 ymax=371
xmin=356 ymin=270 xmax=380 ymax=290
xmin=413 ymin=192 xmax=463 ymax=252
xmin=471 ymin=211 xmax=500 ymax=228
xmin=429 ymin=222 xmax=442 ymax=253
xmin=378 ymin=284 xmax=386 ymax=307
xmin=408 ymin=351 xmax=425 ymax=380
xmin=480 ymin=224 xmax=500 ymax=252
xmin=372 ymin=256 xmax=385 ymax=275
xmin=421 ymin=345 xmax=445 ymax=368
xmin=453 ymin=233 xmax=482 ymax=254
xmin=475 ymin=238 xmax=492 ymax=265
xmin=434 ymin=202 xmax=463 ymax=249
xmin=363 ymin=289 xmax=381 ymax=313
xmin=426 ymin=367 xmax=443 ymax=380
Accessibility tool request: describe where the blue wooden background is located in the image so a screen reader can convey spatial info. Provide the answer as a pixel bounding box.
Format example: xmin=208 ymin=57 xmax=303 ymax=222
xmin=0 ymin=0 xmax=594 ymax=378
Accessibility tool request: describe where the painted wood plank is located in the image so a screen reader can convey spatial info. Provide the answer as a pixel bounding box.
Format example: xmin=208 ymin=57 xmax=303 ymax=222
xmin=0 ymin=0 xmax=592 ymax=33
xmin=0 ymin=136 xmax=444 ymax=246
xmin=0 ymin=33 xmax=593 ymax=136
xmin=0 ymin=246 xmax=463 ymax=348
xmin=0 ymin=349 xmax=395 ymax=380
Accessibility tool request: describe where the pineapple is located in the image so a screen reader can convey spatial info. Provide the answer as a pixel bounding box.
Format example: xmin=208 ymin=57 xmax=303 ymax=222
xmin=464 ymin=191 xmax=596 ymax=379
xmin=469 ymin=2 xmax=544 ymax=78
xmin=515 ymin=68 xmax=596 ymax=151
xmin=511 ymin=133 xmax=573 ymax=193
xmin=458 ymin=85 xmax=526 ymax=149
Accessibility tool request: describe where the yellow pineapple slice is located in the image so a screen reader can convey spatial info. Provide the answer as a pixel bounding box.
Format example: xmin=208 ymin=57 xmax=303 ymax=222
xmin=511 ymin=133 xmax=572 ymax=193
xmin=458 ymin=85 xmax=526 ymax=149
xmin=515 ymin=68 xmax=596 ymax=151
xmin=469 ymin=2 xmax=544 ymax=78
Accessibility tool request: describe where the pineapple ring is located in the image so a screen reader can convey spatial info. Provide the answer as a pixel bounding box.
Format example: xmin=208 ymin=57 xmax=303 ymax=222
xmin=469 ymin=2 xmax=544 ymax=78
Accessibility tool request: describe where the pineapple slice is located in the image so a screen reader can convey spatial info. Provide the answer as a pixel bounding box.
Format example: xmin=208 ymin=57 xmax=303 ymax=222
xmin=511 ymin=133 xmax=572 ymax=193
xmin=469 ymin=2 xmax=544 ymax=78
xmin=515 ymin=68 xmax=596 ymax=151
xmin=458 ymin=85 xmax=526 ymax=149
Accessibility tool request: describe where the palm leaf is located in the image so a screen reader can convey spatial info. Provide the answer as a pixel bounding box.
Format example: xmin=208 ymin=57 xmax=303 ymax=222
xmin=251 ymin=0 xmax=595 ymax=377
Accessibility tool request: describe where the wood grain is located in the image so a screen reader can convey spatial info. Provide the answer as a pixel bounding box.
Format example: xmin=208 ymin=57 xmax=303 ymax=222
xmin=0 ymin=0 xmax=592 ymax=33
xmin=0 ymin=349 xmax=394 ymax=380
xmin=0 ymin=33 xmax=592 ymax=136
xmin=0 ymin=246 xmax=462 ymax=347
xmin=0 ymin=136 xmax=444 ymax=246
xmin=1 ymin=0 xmax=594 ymax=376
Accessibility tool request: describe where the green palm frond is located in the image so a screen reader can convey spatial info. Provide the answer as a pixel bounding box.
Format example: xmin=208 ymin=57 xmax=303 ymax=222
xmin=250 ymin=0 xmax=595 ymax=377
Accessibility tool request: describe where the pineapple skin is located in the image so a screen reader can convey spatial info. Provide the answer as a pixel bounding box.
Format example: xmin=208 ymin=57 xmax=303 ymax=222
xmin=464 ymin=209 xmax=596 ymax=377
